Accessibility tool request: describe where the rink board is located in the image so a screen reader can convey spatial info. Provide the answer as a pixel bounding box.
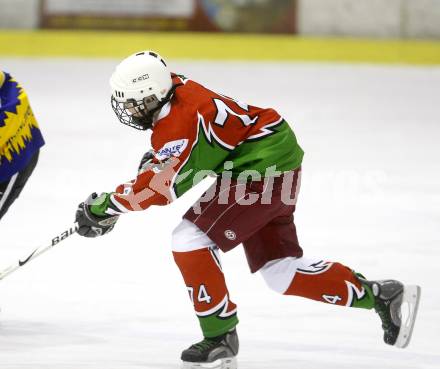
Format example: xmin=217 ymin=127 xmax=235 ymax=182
xmin=1 ymin=30 xmax=440 ymax=65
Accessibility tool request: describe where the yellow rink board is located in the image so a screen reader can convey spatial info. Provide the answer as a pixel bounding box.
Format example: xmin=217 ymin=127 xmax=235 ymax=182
xmin=1 ymin=30 xmax=440 ymax=65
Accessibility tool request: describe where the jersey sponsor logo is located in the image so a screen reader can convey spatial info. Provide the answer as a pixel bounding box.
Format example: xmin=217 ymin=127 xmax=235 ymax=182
xmin=156 ymin=139 xmax=188 ymax=160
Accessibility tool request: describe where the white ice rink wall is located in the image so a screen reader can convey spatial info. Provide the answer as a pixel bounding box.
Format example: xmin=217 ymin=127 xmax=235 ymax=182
xmin=0 ymin=0 xmax=40 ymax=29
xmin=406 ymin=0 xmax=440 ymax=38
xmin=0 ymin=0 xmax=440 ymax=38
xmin=297 ymin=0 xmax=440 ymax=38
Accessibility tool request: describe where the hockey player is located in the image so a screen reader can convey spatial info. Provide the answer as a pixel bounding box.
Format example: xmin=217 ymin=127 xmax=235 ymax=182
xmin=75 ymin=51 xmax=421 ymax=369
xmin=0 ymin=71 xmax=44 ymax=221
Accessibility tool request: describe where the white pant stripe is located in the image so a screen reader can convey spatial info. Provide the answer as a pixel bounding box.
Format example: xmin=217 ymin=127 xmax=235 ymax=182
xmin=0 ymin=173 xmax=19 ymax=212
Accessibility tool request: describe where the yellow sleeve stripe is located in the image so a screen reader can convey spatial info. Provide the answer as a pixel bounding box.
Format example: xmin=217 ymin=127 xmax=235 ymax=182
xmin=0 ymin=71 xmax=5 ymax=88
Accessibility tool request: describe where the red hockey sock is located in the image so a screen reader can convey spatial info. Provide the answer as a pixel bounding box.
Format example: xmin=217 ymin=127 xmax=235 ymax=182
xmin=284 ymin=261 xmax=374 ymax=308
xmin=173 ymin=247 xmax=239 ymax=337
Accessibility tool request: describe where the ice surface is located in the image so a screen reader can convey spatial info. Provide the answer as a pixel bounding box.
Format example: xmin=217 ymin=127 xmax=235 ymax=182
xmin=0 ymin=59 xmax=439 ymax=369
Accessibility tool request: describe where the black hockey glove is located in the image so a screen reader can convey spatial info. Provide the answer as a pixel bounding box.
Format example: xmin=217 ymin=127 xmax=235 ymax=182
xmin=138 ymin=150 xmax=155 ymax=173
xmin=75 ymin=193 xmax=119 ymax=238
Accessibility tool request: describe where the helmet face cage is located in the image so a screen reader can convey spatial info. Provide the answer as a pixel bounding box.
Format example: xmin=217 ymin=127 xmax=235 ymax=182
xmin=111 ymin=95 xmax=160 ymax=130
xmin=111 ymin=84 xmax=178 ymax=131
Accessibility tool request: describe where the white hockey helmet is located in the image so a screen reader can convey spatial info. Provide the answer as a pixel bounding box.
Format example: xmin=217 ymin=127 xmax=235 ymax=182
xmin=110 ymin=51 xmax=173 ymax=130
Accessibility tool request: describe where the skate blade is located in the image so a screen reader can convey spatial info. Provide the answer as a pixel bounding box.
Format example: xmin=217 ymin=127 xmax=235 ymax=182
xmin=181 ymin=357 xmax=237 ymax=369
xmin=395 ymin=285 xmax=421 ymax=349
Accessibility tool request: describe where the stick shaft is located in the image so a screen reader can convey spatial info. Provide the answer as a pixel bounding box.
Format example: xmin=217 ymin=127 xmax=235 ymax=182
xmin=0 ymin=223 xmax=78 ymax=281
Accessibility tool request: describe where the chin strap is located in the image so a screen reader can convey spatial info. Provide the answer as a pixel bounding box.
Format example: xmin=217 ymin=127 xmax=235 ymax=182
xmin=135 ymin=81 xmax=184 ymax=130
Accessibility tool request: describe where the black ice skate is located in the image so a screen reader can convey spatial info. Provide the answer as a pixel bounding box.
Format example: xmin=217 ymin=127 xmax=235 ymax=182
xmin=181 ymin=329 xmax=239 ymax=369
xmin=363 ymin=279 xmax=421 ymax=348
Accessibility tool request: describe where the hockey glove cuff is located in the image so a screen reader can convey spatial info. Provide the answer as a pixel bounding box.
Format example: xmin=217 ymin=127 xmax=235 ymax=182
xmin=138 ymin=150 xmax=155 ymax=174
xmin=75 ymin=193 xmax=119 ymax=238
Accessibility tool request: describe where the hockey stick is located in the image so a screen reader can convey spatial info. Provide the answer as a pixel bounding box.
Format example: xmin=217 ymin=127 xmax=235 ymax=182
xmin=0 ymin=223 xmax=78 ymax=281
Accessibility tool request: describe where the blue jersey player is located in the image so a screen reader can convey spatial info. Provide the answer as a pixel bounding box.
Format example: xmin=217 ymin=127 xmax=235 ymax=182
xmin=0 ymin=71 xmax=45 ymax=221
